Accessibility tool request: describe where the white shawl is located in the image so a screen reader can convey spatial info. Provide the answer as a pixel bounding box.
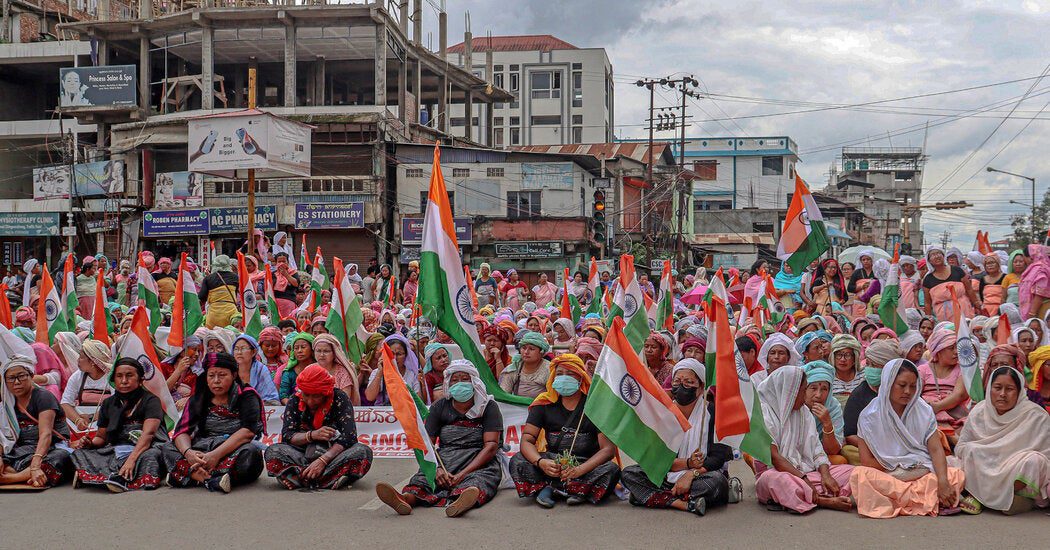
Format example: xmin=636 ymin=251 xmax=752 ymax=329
xmin=758 ymin=366 xmax=828 ymax=472
xmin=666 ymin=359 xmax=708 ymax=483
xmin=857 ymin=359 xmax=937 ymax=472
xmin=270 ymin=231 xmax=297 ymax=270
xmin=752 ymin=332 xmax=801 ymax=386
xmin=955 ymin=367 xmax=1050 ymax=510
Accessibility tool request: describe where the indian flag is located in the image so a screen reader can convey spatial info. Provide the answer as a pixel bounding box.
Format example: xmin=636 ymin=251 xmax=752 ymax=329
xmin=115 ymin=306 xmax=179 ymax=430
xmin=559 ymin=268 xmax=581 ymax=324
xmin=292 ymin=251 xmax=326 ymax=317
xmin=878 ymin=251 xmax=909 ymax=336
xmin=710 ymin=290 xmax=772 ymax=465
xmin=776 ymin=174 xmax=829 ymax=273
xmin=169 ymin=252 xmax=204 ymax=349
xmin=137 ymin=254 xmax=162 ymax=333
xmin=0 ymin=283 xmax=11 ymax=329
xmin=59 ymin=254 xmax=77 ymax=331
xmin=949 ymin=286 xmax=984 ymax=402
xmin=325 ymin=257 xmax=367 ymax=364
xmin=585 ymin=257 xmax=602 ymax=315
xmin=381 ymin=342 xmax=437 ymax=489
xmin=299 ymin=234 xmax=309 ymax=272
xmin=35 ymin=264 xmax=64 ymax=344
xmin=264 ymin=265 xmax=281 ymax=323
xmin=314 ymin=248 xmax=330 ymax=291
xmin=585 ymin=316 xmax=690 ymax=485
xmin=606 ymin=254 xmax=650 ymax=353
xmin=91 ymin=268 xmax=112 ymax=347
xmin=417 ymin=144 xmax=531 ymax=406
xmin=236 ymin=251 xmax=263 ymax=338
xmin=703 ymin=268 xmax=730 ymax=388
xmin=654 ymin=260 xmax=674 ymax=332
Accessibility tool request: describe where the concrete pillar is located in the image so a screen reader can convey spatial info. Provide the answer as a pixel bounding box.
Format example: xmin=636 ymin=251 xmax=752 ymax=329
xmin=284 ymin=24 xmax=296 ymax=107
xmin=315 ymin=56 xmax=326 ymax=106
xmin=485 ymin=48 xmax=493 ymax=145
xmin=463 ymin=30 xmax=472 ymax=71
xmin=201 ymin=24 xmax=214 ymax=109
xmin=397 ymin=56 xmax=407 ymax=123
xmin=412 ymin=0 xmax=422 ymax=45
xmin=438 ymin=10 xmax=446 ymax=60
xmin=139 ymin=0 xmax=153 ymax=19
xmin=98 ymin=0 xmax=110 ymax=21
xmin=374 ymin=23 xmax=387 ymax=106
xmin=398 ymin=1 xmax=408 ymax=34
xmin=412 ymin=58 xmax=422 ymax=123
xmin=138 ymin=36 xmax=150 ymax=112
xmin=437 ymin=11 xmax=447 ymax=132
xmin=464 ymin=90 xmax=473 ymax=141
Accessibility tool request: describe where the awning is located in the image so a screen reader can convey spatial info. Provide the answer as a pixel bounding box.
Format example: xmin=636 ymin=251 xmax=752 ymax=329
xmin=826 ymin=225 xmax=851 ymax=240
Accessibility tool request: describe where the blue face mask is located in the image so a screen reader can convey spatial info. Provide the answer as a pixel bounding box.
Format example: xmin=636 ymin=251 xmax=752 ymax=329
xmin=448 ymin=381 xmax=475 ymax=402
xmin=552 ymin=375 xmax=581 ymax=397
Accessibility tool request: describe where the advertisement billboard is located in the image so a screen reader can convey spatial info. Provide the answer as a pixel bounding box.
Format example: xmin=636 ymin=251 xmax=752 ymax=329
xmin=32 ymin=165 xmax=72 ymax=201
xmin=188 ymin=111 xmax=311 ymax=178
xmin=58 ymin=65 xmax=136 ymax=108
xmin=73 ymin=160 xmax=125 ymax=197
xmin=155 ymin=171 xmax=204 ymax=208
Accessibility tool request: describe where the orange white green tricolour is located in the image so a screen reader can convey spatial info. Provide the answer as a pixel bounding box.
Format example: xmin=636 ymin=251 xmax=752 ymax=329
xmin=777 ymin=174 xmax=829 ymax=272
xmin=381 ymin=342 xmax=437 ymax=489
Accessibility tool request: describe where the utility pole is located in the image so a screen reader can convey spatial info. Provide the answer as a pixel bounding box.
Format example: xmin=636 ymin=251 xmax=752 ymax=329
xmin=246 ymin=67 xmax=257 ymax=250
xmin=940 ymin=229 xmax=951 ymax=250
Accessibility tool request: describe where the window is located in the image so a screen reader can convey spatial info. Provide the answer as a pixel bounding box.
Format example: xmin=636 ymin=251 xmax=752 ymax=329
xmin=450 ymin=117 xmax=465 ymax=127
xmin=530 ymin=115 xmax=561 ymax=126
xmin=494 ymin=73 xmax=504 ymax=88
xmin=752 ymin=222 xmax=775 ymax=234
xmin=572 ymin=127 xmax=583 ymax=144
xmin=572 ymin=114 xmax=583 ymax=124
xmin=456 ymin=178 xmax=501 ymax=213
xmin=452 ymin=168 xmax=470 ymax=177
xmin=214 ymin=180 xmax=267 ymax=193
xmin=510 ymin=116 xmax=520 ymax=126
xmin=405 ymin=168 xmax=424 ymax=178
xmin=494 ymin=128 xmax=504 ymax=146
xmin=509 ymin=73 xmax=519 ymax=91
xmin=507 ymin=190 xmax=541 ymax=218
xmin=761 ymin=156 xmax=784 ymax=176
xmin=487 ymin=167 xmax=505 ymax=177
xmin=494 ymin=64 xmax=504 ymax=71
xmin=421 ymin=191 xmax=454 ymax=213
xmin=572 ymin=62 xmax=582 ymax=70
xmin=530 ymin=71 xmax=561 ymax=99
xmin=510 ymin=64 xmax=519 ymax=71
xmin=693 ymin=160 xmax=717 ymax=181
xmin=494 ymin=117 xmax=504 ymax=126
xmin=572 ymin=71 xmax=583 ymax=107
xmin=510 ymin=128 xmax=520 ymax=145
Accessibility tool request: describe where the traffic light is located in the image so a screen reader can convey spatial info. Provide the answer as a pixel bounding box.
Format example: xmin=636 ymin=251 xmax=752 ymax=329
xmin=592 ymin=189 xmax=606 ymax=244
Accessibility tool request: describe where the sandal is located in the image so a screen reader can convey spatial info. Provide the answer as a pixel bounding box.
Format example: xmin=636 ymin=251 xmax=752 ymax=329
xmin=938 ymin=505 xmax=961 ymax=516
xmin=765 ymin=501 xmax=785 ymax=512
xmin=959 ymin=495 xmax=983 ymax=515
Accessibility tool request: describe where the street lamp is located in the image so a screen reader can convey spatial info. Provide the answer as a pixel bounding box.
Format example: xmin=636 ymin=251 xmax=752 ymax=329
xmin=988 ymin=166 xmax=1037 ymax=240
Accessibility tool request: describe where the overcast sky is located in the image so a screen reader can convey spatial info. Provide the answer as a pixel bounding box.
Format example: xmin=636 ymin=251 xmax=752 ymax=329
xmin=423 ymin=0 xmax=1050 ymax=249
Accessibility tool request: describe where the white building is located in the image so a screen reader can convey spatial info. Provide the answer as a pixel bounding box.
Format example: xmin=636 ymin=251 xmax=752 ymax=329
xmin=677 ymin=136 xmax=800 ymax=211
xmin=447 ymin=35 xmax=614 ymax=147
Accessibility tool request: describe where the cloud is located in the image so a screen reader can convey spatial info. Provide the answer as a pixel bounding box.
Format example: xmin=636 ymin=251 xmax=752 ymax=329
xmin=424 ymin=0 xmax=1050 ymax=248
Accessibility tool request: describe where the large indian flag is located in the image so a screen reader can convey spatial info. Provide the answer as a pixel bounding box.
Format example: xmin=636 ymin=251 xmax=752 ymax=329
xmin=878 ymin=256 xmax=909 ymax=336
xmin=417 ymin=144 xmax=531 ymax=406
xmin=35 ymin=264 xmax=64 ymax=344
xmin=236 ymin=251 xmax=263 ymax=338
xmin=950 ymin=286 xmax=984 ymax=402
xmin=136 ymin=254 xmax=162 ymax=333
xmin=382 ymin=342 xmax=437 ymax=489
xmin=115 ymin=307 xmax=180 ymax=430
xmin=710 ymin=290 xmax=772 ymax=465
xmin=702 ymin=268 xmax=730 ymax=388
xmin=59 ymin=254 xmax=77 ymax=332
xmin=91 ymin=268 xmax=111 ymax=346
xmin=777 ymin=174 xmax=829 ymax=273
xmin=169 ymin=252 xmax=204 ymax=349
xmin=325 ymin=257 xmax=367 ymax=364
xmin=606 ymin=254 xmax=650 ymax=353
xmin=585 ymin=317 xmax=690 ymax=485
xmin=585 ymin=256 xmax=602 ymax=315
xmin=653 ymin=260 xmax=674 ymax=332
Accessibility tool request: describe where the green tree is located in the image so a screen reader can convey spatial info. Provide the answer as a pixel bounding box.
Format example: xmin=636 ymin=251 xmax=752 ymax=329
xmin=1009 ymin=187 xmax=1050 ymax=250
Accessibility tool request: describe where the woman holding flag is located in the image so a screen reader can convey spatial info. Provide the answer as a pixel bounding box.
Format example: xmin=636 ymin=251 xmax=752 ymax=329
xmin=509 ymin=354 xmax=620 ymax=508
xmin=265 ymin=364 xmax=373 ymax=490
xmin=0 ymin=356 xmax=73 ymax=488
xmin=620 ymin=358 xmax=736 ymax=515
xmin=376 ymin=360 xmax=503 ymax=517
xmin=70 ymin=358 xmax=167 ymax=492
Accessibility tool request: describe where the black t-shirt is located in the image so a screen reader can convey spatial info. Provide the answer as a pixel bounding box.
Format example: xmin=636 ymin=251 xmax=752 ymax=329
xmin=843 ymin=382 xmax=878 ymax=438
xmin=922 ymin=265 xmax=967 ymax=290
xmin=425 ymin=398 xmax=503 ymax=436
xmin=847 ymin=269 xmax=874 ymax=294
xmin=97 ymin=391 xmax=166 ymax=445
xmin=526 ymin=398 xmax=601 ymax=459
xmin=15 ymin=388 xmax=70 ymax=442
xmin=979 ymin=273 xmax=1005 ymax=297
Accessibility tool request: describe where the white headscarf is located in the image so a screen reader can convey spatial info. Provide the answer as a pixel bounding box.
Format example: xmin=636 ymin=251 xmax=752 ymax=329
xmin=756 ymin=333 xmax=801 ymax=372
xmin=757 ymin=365 xmax=828 ymax=472
xmin=21 ymin=258 xmax=38 ymax=307
xmin=53 ymin=331 xmax=82 ymax=377
xmin=857 ymin=359 xmax=937 ymax=473
xmin=442 ymin=359 xmax=492 ymax=419
xmin=1024 ymin=318 xmax=1050 ymax=346
xmin=897 ymin=330 xmax=925 ymax=357
xmin=270 ymin=231 xmax=296 ymax=270
xmin=0 ymin=356 xmax=37 ymax=453
xmin=1009 ymin=326 xmax=1036 ymax=346
xmin=666 ymin=358 xmax=709 ymax=484
xmin=553 ymin=318 xmax=576 ymax=342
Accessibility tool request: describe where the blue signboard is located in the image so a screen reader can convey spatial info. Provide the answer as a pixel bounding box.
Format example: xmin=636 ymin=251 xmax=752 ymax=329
xmin=0 ymin=213 xmax=60 ymax=236
xmin=401 ymin=217 xmax=472 ymax=244
xmin=294 ymin=203 xmax=364 ymax=229
xmin=142 ymin=209 xmax=210 ymax=237
xmin=522 ymin=162 xmax=574 ymax=190
xmin=209 ymin=205 xmax=278 ymax=234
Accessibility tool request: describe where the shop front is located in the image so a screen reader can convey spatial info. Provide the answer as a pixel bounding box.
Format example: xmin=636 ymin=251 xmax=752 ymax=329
xmin=294 ymin=202 xmax=376 ymax=269
xmin=0 ymin=212 xmax=61 ymax=275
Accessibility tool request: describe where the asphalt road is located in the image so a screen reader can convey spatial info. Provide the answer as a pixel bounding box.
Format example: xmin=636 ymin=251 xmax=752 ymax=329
xmin=2 ymin=459 xmax=1045 ymax=549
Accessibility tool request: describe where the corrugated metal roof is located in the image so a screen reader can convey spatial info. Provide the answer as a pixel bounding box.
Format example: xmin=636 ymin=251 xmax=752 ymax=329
xmin=509 ymin=142 xmax=673 ymax=165
xmin=448 ymin=35 xmax=578 ymax=53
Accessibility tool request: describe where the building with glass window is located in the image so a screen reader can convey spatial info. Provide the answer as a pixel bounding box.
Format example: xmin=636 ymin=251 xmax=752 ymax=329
xmin=447 ymin=35 xmax=614 ymax=147
xmin=674 ymin=137 xmax=800 ymax=211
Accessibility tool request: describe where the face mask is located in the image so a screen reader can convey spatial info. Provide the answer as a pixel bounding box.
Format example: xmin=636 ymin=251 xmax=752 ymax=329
xmin=448 ymin=381 xmax=475 ymax=402
xmin=865 ymin=367 xmax=883 ymax=388
xmin=670 ymin=384 xmax=699 ymax=405
xmin=552 ymin=375 xmax=580 ymax=397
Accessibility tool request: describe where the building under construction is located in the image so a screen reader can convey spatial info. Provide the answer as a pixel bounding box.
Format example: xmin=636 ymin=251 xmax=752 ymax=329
xmin=823 ymin=146 xmax=927 ymax=252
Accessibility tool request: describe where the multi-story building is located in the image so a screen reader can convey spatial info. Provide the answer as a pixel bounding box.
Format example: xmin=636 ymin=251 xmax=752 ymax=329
xmin=676 ymin=136 xmax=800 ymax=211
xmin=447 ymin=34 xmax=614 ymax=147
xmin=822 ymin=146 xmax=926 ymax=251
xmin=0 ymin=1 xmax=511 ymax=273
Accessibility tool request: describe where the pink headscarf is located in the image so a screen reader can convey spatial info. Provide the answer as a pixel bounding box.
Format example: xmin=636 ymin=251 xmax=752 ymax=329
xmin=1020 ymin=244 xmax=1050 ymax=318
xmin=258 ymin=326 xmax=289 ymax=368
xmin=868 ymin=327 xmax=899 ymax=342
xmin=927 ymin=329 xmax=957 ymax=358
xmin=574 ymin=337 xmax=603 ymax=362
xmin=31 ymin=342 xmax=70 ymax=400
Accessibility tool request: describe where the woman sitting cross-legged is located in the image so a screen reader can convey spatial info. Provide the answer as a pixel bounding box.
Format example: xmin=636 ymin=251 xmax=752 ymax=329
xmin=264 ymin=364 xmax=373 ymax=490
xmin=754 ymin=365 xmax=855 ymax=513
xmin=954 ymin=366 xmax=1050 ymax=515
xmin=71 ymin=358 xmax=167 ymax=492
xmin=509 ymin=354 xmax=621 ymax=508
xmin=375 ymin=360 xmax=503 ymax=518
xmin=0 ymin=356 xmax=73 ymax=489
xmin=620 ymin=358 xmax=740 ymax=516
xmin=849 ymin=359 xmax=966 ymax=518
xmin=161 ymin=353 xmax=265 ymax=493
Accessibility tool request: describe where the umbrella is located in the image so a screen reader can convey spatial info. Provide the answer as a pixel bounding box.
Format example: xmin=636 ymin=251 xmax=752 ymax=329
xmin=837 ymin=246 xmax=890 ymax=266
